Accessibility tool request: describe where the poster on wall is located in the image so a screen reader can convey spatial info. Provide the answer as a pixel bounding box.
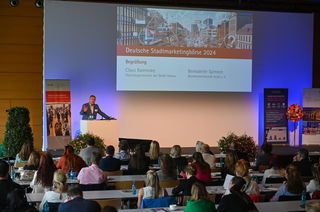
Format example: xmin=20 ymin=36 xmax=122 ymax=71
xmin=302 ymin=88 xmax=320 ymax=145
xmin=264 ymin=88 xmax=288 ymax=144
xmin=46 ymin=80 xmax=71 ymax=150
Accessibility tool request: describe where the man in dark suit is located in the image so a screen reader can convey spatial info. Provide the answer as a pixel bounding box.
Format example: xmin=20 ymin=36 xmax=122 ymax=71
xmin=99 ymin=145 xmax=121 ymax=172
xmin=80 ymin=95 xmax=111 ymax=120
xmin=292 ymin=148 xmax=312 ymax=177
xmin=58 ymin=185 xmax=101 ymax=212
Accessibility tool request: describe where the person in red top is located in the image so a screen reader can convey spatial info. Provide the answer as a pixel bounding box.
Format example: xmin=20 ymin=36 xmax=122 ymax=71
xmin=191 ymin=152 xmax=212 ymax=183
xmin=56 ymin=145 xmax=87 ymax=173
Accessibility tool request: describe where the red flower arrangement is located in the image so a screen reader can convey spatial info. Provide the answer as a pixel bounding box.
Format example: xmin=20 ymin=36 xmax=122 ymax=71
xmin=286 ymin=104 xmax=304 ymax=122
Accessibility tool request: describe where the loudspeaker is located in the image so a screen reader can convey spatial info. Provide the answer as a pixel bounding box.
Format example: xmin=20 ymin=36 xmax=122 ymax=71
xmin=35 ymin=0 xmax=43 ymax=8
xmin=9 ymin=0 xmax=19 ymax=7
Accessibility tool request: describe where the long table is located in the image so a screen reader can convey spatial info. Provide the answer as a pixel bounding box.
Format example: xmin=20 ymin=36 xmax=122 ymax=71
xmin=119 ymin=200 xmax=317 ymax=212
xmin=26 ymin=184 xmax=281 ymax=203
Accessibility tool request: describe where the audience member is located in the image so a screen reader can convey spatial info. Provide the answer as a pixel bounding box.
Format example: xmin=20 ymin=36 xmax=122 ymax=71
xmin=262 ymin=155 xmax=283 ymax=184
xmin=195 ymin=141 xmax=204 ymax=153
xmin=58 ymin=185 xmax=101 ymax=212
xmin=99 ymin=145 xmax=121 ymax=172
xmin=2 ymin=188 xmax=38 ymax=212
xmin=306 ymin=201 xmax=320 ymax=212
xmin=201 ymin=144 xmax=216 ymax=168
xmin=172 ymin=165 xmax=203 ymax=196
xmin=78 ymin=152 xmax=106 ymax=185
xmin=270 ymin=165 xmax=305 ymax=201
xmin=221 ymin=151 xmax=238 ymax=178
xmin=292 ymin=148 xmax=312 ymax=177
xmin=24 ymin=151 xmax=40 ymax=170
xmin=184 ymin=182 xmax=216 ymax=212
xmin=306 ymin=163 xmax=320 ymax=196
xmin=156 ymin=154 xmax=177 ymax=181
xmin=255 ymin=142 xmax=272 ymax=168
xmin=137 ymin=170 xmax=168 ymax=208
xmin=79 ymin=137 xmax=101 ymax=166
xmin=0 ymin=160 xmax=22 ymax=211
xmin=56 ymin=145 xmax=87 ymax=173
xmin=191 ymin=152 xmax=211 ymax=183
xmin=39 ymin=169 xmax=68 ymax=211
xmin=148 ymin=140 xmax=160 ymax=165
xmin=102 ymin=206 xmax=118 ymax=212
xmin=217 ymin=176 xmax=257 ymax=212
xmin=114 ymin=139 xmax=131 ymax=161
xmin=170 ymin=145 xmax=188 ymax=175
xmin=14 ymin=141 xmax=34 ymax=166
xmin=233 ymin=159 xmax=259 ymax=195
xmin=30 ymin=153 xmax=57 ymax=193
xmin=127 ymin=144 xmax=150 ymax=175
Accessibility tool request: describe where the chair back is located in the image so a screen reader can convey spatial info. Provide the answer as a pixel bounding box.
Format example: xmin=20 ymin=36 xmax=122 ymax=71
xmin=279 ymin=194 xmax=310 ymax=202
xmin=141 ymin=196 xmax=176 ymax=208
xmin=14 ymin=162 xmax=28 ymax=168
xmin=43 ymin=202 xmax=61 ymax=212
xmin=159 ymin=180 xmax=179 ymax=188
xmin=114 ymin=180 xmax=144 ymax=190
xmin=79 ymin=183 xmax=106 ymax=191
xmin=258 ymin=165 xmax=269 ymax=172
xmin=265 ymin=177 xmax=286 ymax=184
xmin=104 ymin=170 xmax=123 ymax=176
xmin=95 ymin=199 xmax=121 ymax=209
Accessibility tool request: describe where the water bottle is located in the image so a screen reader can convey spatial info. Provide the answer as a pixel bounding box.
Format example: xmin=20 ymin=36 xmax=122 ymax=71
xmin=300 ymin=189 xmax=306 ymax=208
xmin=10 ymin=167 xmax=15 ymax=181
xmin=70 ymin=168 xmax=74 ymax=180
xmin=132 ymin=181 xmax=137 ymax=195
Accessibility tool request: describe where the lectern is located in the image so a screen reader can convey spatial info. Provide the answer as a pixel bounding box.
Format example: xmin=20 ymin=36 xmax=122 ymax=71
xmin=80 ymin=120 xmax=118 ymax=151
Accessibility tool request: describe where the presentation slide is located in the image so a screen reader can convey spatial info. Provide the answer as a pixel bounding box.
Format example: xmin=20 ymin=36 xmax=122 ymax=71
xmin=116 ymin=7 xmax=253 ymax=92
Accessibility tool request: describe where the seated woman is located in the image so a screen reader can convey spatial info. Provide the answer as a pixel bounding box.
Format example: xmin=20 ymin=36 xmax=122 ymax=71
xmin=172 ymin=165 xmax=203 ymax=196
xmin=231 ymin=159 xmax=259 ymax=195
xmin=255 ymin=142 xmax=272 ymax=168
xmin=127 ymin=144 xmax=150 ymax=175
xmin=217 ymin=176 xmax=257 ymax=212
xmin=191 ymin=152 xmax=211 ymax=183
xmin=114 ymin=139 xmax=131 ymax=161
xmin=23 ymin=151 xmax=40 ymax=170
xmin=56 ymin=145 xmax=87 ymax=173
xmin=14 ymin=142 xmax=34 ymax=167
xmin=221 ymin=151 xmax=238 ymax=179
xmin=156 ymin=154 xmax=177 ymax=182
xmin=148 ymin=140 xmax=161 ymax=165
xmin=170 ymin=145 xmax=188 ymax=175
xmin=30 ymin=153 xmax=57 ymax=193
xmin=270 ymin=164 xmax=305 ymax=201
xmin=201 ymin=144 xmax=216 ymax=169
xmin=262 ymin=155 xmax=283 ymax=184
xmin=307 ymin=163 xmax=320 ymax=196
xmin=184 ymin=182 xmax=216 ymax=212
xmin=39 ymin=169 xmax=68 ymax=211
xmin=137 ymin=170 xmax=168 ymax=208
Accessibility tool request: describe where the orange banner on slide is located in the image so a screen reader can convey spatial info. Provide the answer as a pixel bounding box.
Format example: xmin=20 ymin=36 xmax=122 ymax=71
xmin=117 ymin=45 xmax=252 ymax=59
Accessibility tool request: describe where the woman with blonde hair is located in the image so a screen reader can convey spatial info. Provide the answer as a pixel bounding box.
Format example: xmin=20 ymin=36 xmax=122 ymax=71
xmin=39 ymin=169 xmax=68 ymax=211
xmin=14 ymin=142 xmax=34 ymax=166
xmin=271 ymin=164 xmax=305 ymax=201
xmin=184 ymin=182 xmax=216 ymax=212
xmin=222 ymin=151 xmax=238 ymax=178
xmin=137 ymin=170 xmax=168 ymax=208
xmin=170 ymin=145 xmax=187 ymax=174
xmin=233 ymin=159 xmax=259 ymax=195
xmin=148 ymin=141 xmax=160 ymax=165
xmin=24 ymin=151 xmax=40 ymax=170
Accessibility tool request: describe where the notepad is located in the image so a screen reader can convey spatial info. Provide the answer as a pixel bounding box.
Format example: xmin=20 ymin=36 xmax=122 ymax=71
xmin=223 ymin=174 xmax=234 ymax=189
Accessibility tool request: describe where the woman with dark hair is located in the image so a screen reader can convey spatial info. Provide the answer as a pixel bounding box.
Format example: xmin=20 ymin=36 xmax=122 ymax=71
xmin=114 ymin=139 xmax=131 ymax=161
xmin=191 ymin=152 xmax=211 ymax=183
xmin=14 ymin=142 xmax=34 ymax=166
xmin=270 ymin=164 xmax=305 ymax=201
xmin=262 ymin=155 xmax=283 ymax=184
xmin=127 ymin=144 xmax=150 ymax=175
xmin=30 ymin=153 xmax=57 ymax=193
xmin=255 ymin=142 xmax=272 ymax=168
xmin=184 ymin=182 xmax=216 ymax=212
xmin=156 ymin=154 xmax=177 ymax=181
xmin=3 ymin=188 xmax=38 ymax=212
xmin=56 ymin=145 xmax=87 ymax=173
xmin=217 ymin=176 xmax=257 ymax=212
xmin=221 ymin=151 xmax=238 ymax=179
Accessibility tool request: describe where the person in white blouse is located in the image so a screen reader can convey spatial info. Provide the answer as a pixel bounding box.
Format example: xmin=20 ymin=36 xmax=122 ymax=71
xmin=306 ymin=163 xmax=320 ymax=197
xmin=201 ymin=144 xmax=216 ymax=169
xmin=262 ymin=156 xmax=284 ymax=184
xmin=39 ymin=170 xmax=68 ymax=211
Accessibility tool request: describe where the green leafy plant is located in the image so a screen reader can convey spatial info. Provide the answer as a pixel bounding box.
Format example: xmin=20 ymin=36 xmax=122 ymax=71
xmin=69 ymin=133 xmax=106 ymax=154
xmin=3 ymin=107 xmax=34 ymax=157
xmin=218 ymin=133 xmax=257 ymax=158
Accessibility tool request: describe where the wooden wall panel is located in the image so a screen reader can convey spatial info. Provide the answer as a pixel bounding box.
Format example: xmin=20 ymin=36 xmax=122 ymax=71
xmin=0 ymin=1 xmax=43 ymax=151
